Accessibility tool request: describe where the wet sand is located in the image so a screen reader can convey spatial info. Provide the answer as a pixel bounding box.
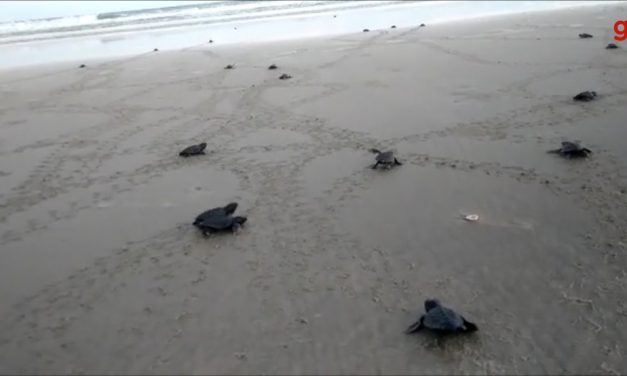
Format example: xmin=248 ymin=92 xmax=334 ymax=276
xmin=1 ymin=3 xmax=627 ymax=375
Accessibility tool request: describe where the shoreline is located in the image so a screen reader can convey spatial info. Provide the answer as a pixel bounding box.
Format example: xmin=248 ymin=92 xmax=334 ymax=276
xmin=0 ymin=0 xmax=618 ymax=70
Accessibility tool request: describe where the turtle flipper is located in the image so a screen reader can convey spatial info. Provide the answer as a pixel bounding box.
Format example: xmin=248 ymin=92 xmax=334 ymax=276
xmin=461 ymin=318 xmax=478 ymax=332
xmin=546 ymin=148 xmax=561 ymax=154
xmin=370 ymin=148 xmax=382 ymax=154
xmin=394 ymin=158 xmax=403 ymax=166
xmin=405 ymin=316 xmax=425 ymax=334
xmin=371 ymin=161 xmax=380 ymax=169
xmin=583 ymin=148 xmax=592 ymax=154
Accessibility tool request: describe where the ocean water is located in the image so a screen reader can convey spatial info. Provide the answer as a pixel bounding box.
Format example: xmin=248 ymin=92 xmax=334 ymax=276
xmin=0 ymin=1 xmax=409 ymax=45
xmin=0 ymin=0 xmax=615 ymax=69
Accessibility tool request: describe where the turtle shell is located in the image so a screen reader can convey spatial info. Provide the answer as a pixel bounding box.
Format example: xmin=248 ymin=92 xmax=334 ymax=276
xmin=375 ymin=151 xmax=395 ymax=163
xmin=194 ymin=205 xmax=236 ymax=230
xmin=422 ymin=305 xmax=466 ymax=331
xmin=573 ymin=91 xmax=597 ymax=101
xmin=180 ymin=143 xmax=207 ymax=156
xmin=560 ymin=141 xmax=584 ymax=153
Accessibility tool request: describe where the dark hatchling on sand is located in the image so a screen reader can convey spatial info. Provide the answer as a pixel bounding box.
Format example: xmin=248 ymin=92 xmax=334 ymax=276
xmin=406 ymin=299 xmax=478 ymax=334
xmin=578 ymin=33 xmax=593 ymax=38
xmin=179 ymin=142 xmax=207 ymax=157
xmin=606 ymin=43 xmax=619 ymax=49
xmin=370 ymin=148 xmax=402 ymax=169
xmin=573 ymin=91 xmax=597 ymax=102
xmin=193 ymin=202 xmax=247 ymax=236
xmin=548 ymin=141 xmax=592 ymax=159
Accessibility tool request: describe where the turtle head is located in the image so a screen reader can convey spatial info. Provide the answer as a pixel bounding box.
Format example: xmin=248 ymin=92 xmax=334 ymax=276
xmin=231 ymin=216 xmax=247 ymax=233
xmin=223 ymin=202 xmax=238 ymax=215
xmin=424 ymin=299 xmax=441 ymax=312
xmin=199 ymin=142 xmax=207 ymax=148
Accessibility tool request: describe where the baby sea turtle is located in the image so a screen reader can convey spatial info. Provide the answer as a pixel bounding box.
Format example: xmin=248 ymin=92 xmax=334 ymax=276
xmin=225 ymin=64 xmax=235 ymax=69
xmin=370 ymin=148 xmax=402 ymax=169
xmin=363 ymin=28 xmax=370 ymax=32
xmin=279 ymin=73 xmax=292 ymax=80
xmin=606 ymin=43 xmax=619 ymax=49
xmin=573 ymin=90 xmax=597 ymax=102
xmin=193 ymin=202 xmax=247 ymax=236
xmin=79 ymin=64 xmax=86 ymax=68
xmin=391 ymin=25 xmax=397 ymax=29
xmin=153 ymin=48 xmax=159 ymax=52
xmin=420 ymin=23 xmax=426 ymax=27
xmin=578 ymin=33 xmax=593 ymax=38
xmin=268 ymin=64 xmax=278 ymax=70
xmin=209 ymin=39 xmax=214 ymax=43
xmin=406 ymin=299 xmax=478 ymax=334
xmin=548 ymin=141 xmax=591 ymax=159
xmin=179 ymin=142 xmax=207 ymax=157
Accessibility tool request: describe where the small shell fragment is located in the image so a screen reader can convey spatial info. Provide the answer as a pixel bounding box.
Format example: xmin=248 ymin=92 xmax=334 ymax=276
xmin=464 ymin=214 xmax=479 ymax=222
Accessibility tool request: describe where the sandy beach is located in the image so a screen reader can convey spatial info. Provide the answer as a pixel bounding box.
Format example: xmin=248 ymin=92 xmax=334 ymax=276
xmin=1 ymin=3 xmax=627 ymax=374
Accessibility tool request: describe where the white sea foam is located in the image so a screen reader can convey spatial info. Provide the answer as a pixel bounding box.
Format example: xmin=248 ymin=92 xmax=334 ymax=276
xmin=0 ymin=0 xmax=618 ymax=69
xmin=0 ymin=1 xmax=397 ymax=44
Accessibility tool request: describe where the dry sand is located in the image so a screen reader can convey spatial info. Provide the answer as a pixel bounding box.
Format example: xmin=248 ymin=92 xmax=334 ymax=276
xmin=1 ymin=3 xmax=627 ymax=375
